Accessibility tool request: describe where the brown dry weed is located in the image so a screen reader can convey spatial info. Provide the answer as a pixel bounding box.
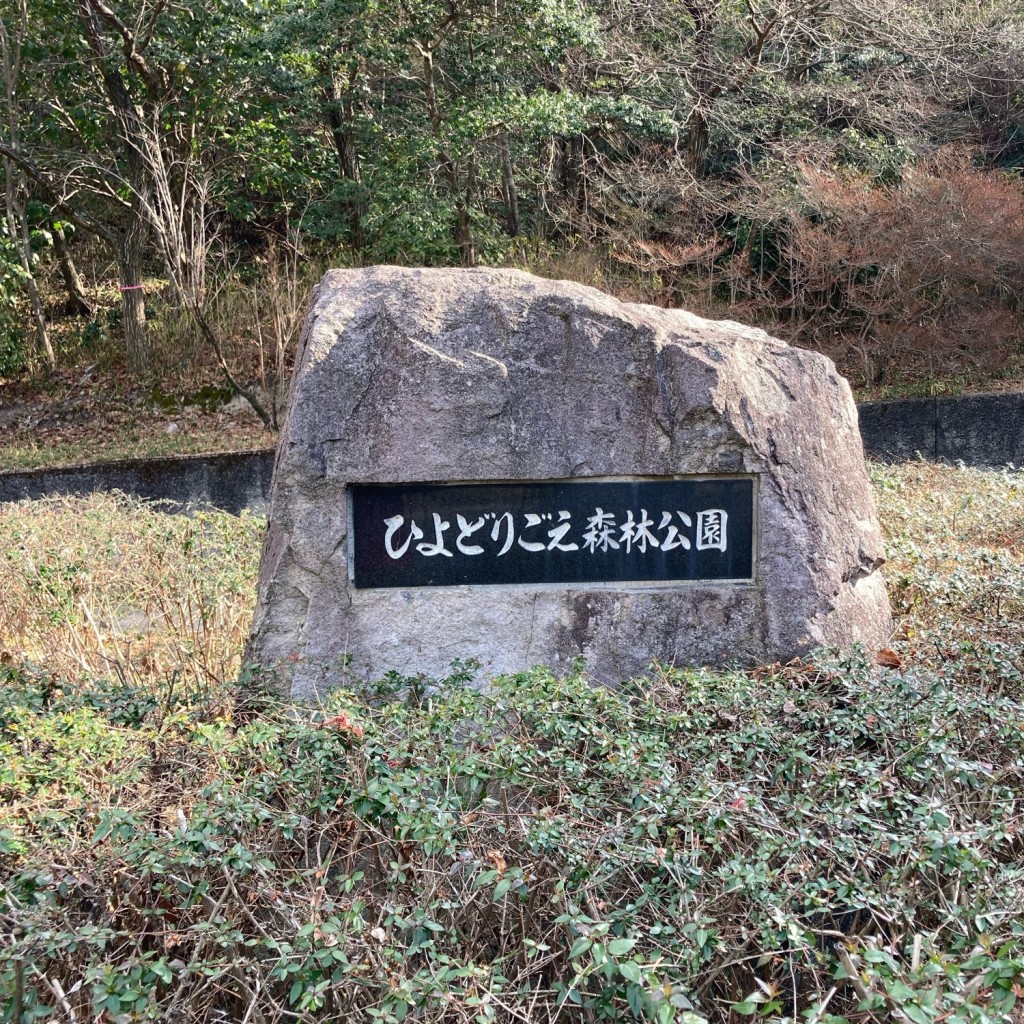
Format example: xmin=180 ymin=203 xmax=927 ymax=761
xmin=0 ymin=493 xmax=263 ymax=699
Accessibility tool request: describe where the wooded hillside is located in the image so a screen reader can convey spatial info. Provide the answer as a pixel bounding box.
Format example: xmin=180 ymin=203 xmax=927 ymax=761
xmin=2 ymin=0 xmax=1024 ymax=411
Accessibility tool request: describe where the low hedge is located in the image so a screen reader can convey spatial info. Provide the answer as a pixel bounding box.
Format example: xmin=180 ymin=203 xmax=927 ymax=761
xmin=0 ymin=643 xmax=1022 ymax=1024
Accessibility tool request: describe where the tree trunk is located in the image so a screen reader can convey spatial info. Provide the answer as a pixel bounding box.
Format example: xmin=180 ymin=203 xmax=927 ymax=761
xmin=50 ymin=220 xmax=93 ymax=316
xmin=420 ymin=43 xmax=477 ymax=266
xmin=685 ymin=109 xmax=711 ymax=177
xmin=17 ymin=206 xmax=52 ymax=368
xmin=683 ymin=1 xmax=716 ymax=179
xmin=457 ymin=156 xmax=477 ymax=266
xmin=557 ymin=135 xmax=587 ymax=227
xmin=118 ymin=209 xmax=148 ymax=374
xmin=78 ymin=0 xmax=156 ymax=373
xmin=500 ymin=139 xmax=520 ymax=237
xmin=3 ymin=160 xmax=54 ymax=368
xmin=323 ymin=72 xmax=365 ymax=249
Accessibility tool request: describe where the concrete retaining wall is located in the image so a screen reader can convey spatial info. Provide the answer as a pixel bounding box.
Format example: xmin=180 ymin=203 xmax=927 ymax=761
xmin=0 ymin=392 xmax=1020 ymax=514
xmin=0 ymin=448 xmax=276 ymax=515
xmin=858 ymin=393 xmax=1024 ymax=467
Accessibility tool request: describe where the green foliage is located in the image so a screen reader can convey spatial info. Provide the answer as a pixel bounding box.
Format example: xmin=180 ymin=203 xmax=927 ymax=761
xmin=1 ymin=645 xmax=1023 ymax=1021
xmin=4 ymin=0 xmax=1024 ymax=391
xmin=0 ymin=235 xmax=29 ymax=377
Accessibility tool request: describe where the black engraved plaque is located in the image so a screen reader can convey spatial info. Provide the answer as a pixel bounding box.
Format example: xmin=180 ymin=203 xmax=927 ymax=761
xmin=350 ymin=477 xmax=755 ymax=589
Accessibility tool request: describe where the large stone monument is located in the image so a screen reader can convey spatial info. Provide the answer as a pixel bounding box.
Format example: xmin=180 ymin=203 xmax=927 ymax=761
xmin=245 ymin=267 xmax=891 ymax=696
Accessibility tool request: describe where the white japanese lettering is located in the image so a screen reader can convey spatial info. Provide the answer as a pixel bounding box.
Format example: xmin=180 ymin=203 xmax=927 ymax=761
xmin=455 ymin=514 xmax=486 ymax=555
xmin=491 ymin=512 xmax=515 ymax=556
xmin=383 ymin=515 xmax=424 ymax=560
xmin=620 ymin=509 xmax=660 ymax=553
xmin=696 ymin=509 xmax=728 ymax=552
xmin=547 ymin=511 xmax=579 ymax=551
xmin=416 ymin=513 xmax=454 ymax=557
xmin=659 ymin=511 xmax=692 ymax=551
xmin=582 ymin=509 xmax=619 ymax=553
xmin=518 ymin=513 xmax=548 ymax=552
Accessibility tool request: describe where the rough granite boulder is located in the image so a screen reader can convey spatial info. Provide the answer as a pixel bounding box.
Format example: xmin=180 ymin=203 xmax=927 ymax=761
xmin=245 ymin=266 xmax=891 ymax=695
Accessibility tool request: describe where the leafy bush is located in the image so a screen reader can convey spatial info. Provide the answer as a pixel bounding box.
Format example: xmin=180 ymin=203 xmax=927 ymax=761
xmin=0 ymin=236 xmax=29 ymax=378
xmin=0 ymin=647 xmax=1022 ymax=1023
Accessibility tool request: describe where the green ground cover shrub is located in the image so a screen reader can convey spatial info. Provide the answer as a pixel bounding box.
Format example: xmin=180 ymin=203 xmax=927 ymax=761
xmin=0 ymin=462 xmax=1020 ymax=1023
xmin=1 ymin=654 xmax=1022 ymax=1023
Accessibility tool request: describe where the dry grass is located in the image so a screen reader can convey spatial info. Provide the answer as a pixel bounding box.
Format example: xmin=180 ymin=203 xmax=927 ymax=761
xmin=871 ymin=461 xmax=1024 ymax=647
xmin=0 ymin=493 xmax=264 ymax=696
xmin=0 ymin=421 xmax=271 ymax=472
xmin=874 ymin=462 xmax=1024 ymax=554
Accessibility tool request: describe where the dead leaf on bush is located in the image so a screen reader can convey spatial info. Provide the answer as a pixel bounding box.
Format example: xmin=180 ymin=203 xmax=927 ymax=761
xmin=486 ymin=850 xmax=507 ymax=877
xmin=876 ymin=648 xmax=902 ymax=669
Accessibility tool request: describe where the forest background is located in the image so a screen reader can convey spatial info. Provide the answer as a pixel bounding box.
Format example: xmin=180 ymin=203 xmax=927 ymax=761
xmin=2 ymin=0 xmax=1024 ymax=447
